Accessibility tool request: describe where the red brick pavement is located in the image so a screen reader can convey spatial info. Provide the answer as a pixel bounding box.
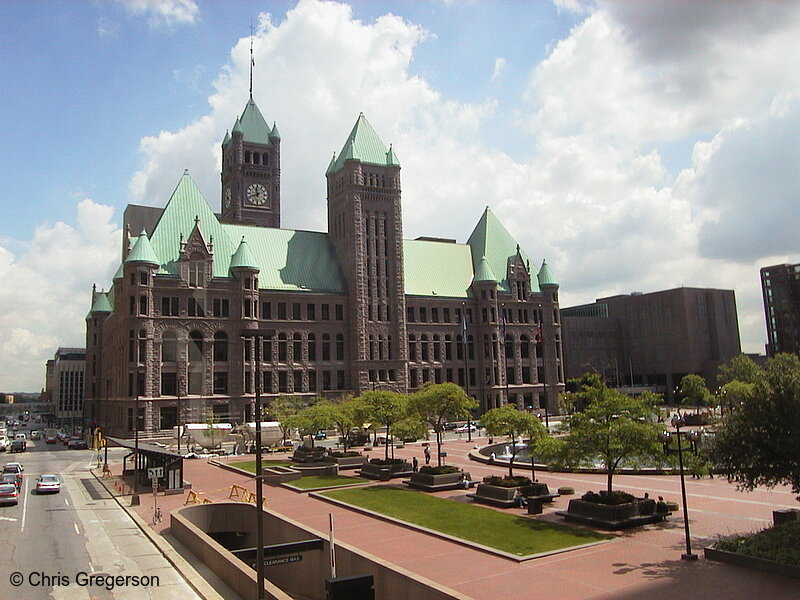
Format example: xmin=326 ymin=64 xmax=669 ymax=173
xmin=109 ymin=437 xmax=800 ymax=600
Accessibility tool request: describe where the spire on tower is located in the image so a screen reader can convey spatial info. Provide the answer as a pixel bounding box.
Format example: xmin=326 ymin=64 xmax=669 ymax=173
xmin=249 ymin=21 xmax=255 ymax=99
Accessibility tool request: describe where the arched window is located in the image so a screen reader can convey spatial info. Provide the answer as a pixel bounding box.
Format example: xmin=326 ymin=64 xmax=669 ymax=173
xmin=308 ymin=333 xmax=316 ymax=360
xmin=213 ymin=331 xmax=228 ymax=362
xmin=336 ymin=334 xmax=344 ymax=361
xmin=322 ymin=334 xmax=331 ymax=361
xmin=162 ymin=331 xmax=177 ymax=362
xmin=293 ymin=333 xmax=302 ymax=362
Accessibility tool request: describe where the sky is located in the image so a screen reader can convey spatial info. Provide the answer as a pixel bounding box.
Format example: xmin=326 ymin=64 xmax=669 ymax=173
xmin=1 ymin=0 xmax=799 ymax=392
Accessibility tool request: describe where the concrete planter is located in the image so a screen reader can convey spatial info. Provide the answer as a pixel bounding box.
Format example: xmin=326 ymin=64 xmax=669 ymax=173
xmin=290 ymin=447 xmax=327 ymax=464
xmin=328 ymin=455 xmax=368 ymax=470
xmin=557 ymin=498 xmax=664 ymax=530
xmin=359 ymin=460 xmax=413 ymax=481
xmin=469 ymin=482 xmax=525 ymax=507
xmin=406 ymin=471 xmax=471 ymax=492
xmin=704 ymin=547 xmax=800 ymax=579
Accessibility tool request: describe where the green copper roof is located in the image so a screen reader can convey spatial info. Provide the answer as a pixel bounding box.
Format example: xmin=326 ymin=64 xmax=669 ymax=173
xmin=328 ymin=113 xmax=400 ymax=173
xmin=473 ymin=255 xmax=497 ymax=283
xmin=222 ymin=224 xmax=344 ymax=292
xmin=237 ymin=98 xmax=273 ymax=145
xmin=537 ymin=259 xmax=558 ymax=286
xmin=229 ymin=237 xmax=260 ymax=271
xmin=89 ymin=292 xmax=112 ymax=314
xmin=403 ymin=239 xmax=473 ymax=298
xmin=269 ymin=122 xmax=281 ymax=140
xmin=222 ymin=130 xmax=231 ymax=146
xmin=113 ymin=262 xmax=124 ymax=280
xmin=232 ymin=118 xmax=243 ymax=135
xmin=125 ymin=229 xmax=160 ymax=265
xmin=466 ymin=207 xmax=537 ymax=293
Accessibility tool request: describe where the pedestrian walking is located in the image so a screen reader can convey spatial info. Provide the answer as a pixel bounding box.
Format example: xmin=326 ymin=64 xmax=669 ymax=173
xmin=412 ymin=456 xmax=419 ymax=472
xmin=424 ymin=446 xmax=431 ymax=465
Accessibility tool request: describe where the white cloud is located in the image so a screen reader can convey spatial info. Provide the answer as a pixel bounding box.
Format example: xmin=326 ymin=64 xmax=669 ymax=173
xmin=125 ymin=0 xmax=800 ymax=367
xmin=0 ymin=200 xmax=120 ymax=392
xmin=491 ymin=57 xmax=507 ymax=81
xmin=117 ymin=0 xmax=199 ymax=29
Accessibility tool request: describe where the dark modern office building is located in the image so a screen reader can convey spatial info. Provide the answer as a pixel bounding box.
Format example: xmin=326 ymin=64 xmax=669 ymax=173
xmin=761 ymin=263 xmax=800 ymax=357
xmin=84 ymin=95 xmax=565 ymax=438
xmin=561 ymin=287 xmax=741 ymax=400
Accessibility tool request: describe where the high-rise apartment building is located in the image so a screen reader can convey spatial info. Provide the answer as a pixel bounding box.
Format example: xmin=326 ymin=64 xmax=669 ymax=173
xmin=761 ymin=263 xmax=800 ymax=357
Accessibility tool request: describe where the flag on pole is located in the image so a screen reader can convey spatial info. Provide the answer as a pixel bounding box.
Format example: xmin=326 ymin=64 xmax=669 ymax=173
xmin=534 ymin=323 xmax=543 ymax=342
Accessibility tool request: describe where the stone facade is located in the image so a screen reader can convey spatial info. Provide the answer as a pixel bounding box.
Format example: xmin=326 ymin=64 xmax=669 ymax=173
xmin=85 ymin=98 xmax=564 ymax=438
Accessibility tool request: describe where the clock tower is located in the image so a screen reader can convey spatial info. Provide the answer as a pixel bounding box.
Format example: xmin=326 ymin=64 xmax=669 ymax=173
xmin=220 ymin=97 xmax=281 ymax=228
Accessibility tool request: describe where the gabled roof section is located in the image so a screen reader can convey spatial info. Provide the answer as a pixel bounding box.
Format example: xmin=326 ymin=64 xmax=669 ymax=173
xmin=328 ymin=113 xmax=400 ymax=173
xmin=125 ymin=229 xmax=160 ymax=265
xmin=403 ymin=239 xmax=473 ymax=298
xmin=238 ymin=98 xmax=273 ymax=145
xmin=230 ymin=237 xmax=259 ymax=271
xmin=149 ymin=171 xmax=238 ymax=278
xmin=472 ymin=256 xmax=498 ymax=284
xmin=538 ymin=259 xmax=558 ymax=286
xmin=466 ymin=207 xmax=534 ymax=293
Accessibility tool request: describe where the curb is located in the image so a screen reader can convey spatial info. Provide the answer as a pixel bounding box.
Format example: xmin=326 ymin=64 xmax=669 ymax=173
xmin=91 ymin=469 xmax=228 ymax=600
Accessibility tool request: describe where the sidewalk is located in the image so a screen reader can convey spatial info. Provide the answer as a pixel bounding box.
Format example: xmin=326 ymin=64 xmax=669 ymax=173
xmin=106 ymin=438 xmax=800 ymax=600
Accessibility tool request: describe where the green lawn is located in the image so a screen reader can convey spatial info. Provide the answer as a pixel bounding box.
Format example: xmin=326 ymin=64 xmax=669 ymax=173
xmin=229 ymin=459 xmax=293 ymax=473
xmin=321 ymin=486 xmax=611 ymax=556
xmin=286 ymin=475 xmax=370 ymax=490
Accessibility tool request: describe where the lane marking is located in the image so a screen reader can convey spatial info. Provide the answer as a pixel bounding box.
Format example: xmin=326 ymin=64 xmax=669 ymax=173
xmin=0 ymin=516 xmax=18 ymax=522
xmin=64 ymin=496 xmax=70 ymax=506
xmin=20 ymin=478 xmax=28 ymax=533
xmin=73 ymin=522 xmax=80 ymax=535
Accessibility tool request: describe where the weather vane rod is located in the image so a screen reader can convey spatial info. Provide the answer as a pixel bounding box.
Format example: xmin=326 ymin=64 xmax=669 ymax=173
xmin=249 ymin=19 xmax=255 ymax=99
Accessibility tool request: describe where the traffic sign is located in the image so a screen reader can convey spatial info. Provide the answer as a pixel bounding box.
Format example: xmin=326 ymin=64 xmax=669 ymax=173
xmin=147 ymin=467 xmax=164 ymax=479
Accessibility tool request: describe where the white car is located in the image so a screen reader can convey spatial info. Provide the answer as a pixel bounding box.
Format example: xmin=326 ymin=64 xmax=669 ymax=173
xmin=30 ymin=430 xmax=41 ymax=441
xmin=0 ymin=438 xmax=8 ymax=452
xmin=454 ymin=424 xmax=477 ymax=433
xmin=35 ymin=474 xmax=61 ymax=494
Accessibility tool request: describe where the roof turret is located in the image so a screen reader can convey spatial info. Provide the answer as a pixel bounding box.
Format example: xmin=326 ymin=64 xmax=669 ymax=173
xmin=230 ymin=237 xmax=260 ymax=271
xmin=222 ymin=130 xmax=231 ymax=146
xmin=89 ymin=292 xmax=113 ymax=314
xmin=537 ymin=259 xmax=558 ymax=286
xmin=125 ymin=229 xmax=160 ymax=266
xmin=236 ymin=98 xmax=273 ymax=145
xmin=329 ymin=113 xmax=399 ymax=173
xmin=473 ymin=255 xmax=497 ymax=283
xmin=269 ymin=122 xmax=281 ymax=141
xmin=232 ymin=118 xmax=243 ymax=136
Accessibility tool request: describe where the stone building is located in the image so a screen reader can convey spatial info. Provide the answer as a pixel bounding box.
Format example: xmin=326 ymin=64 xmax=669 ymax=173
xmin=561 ymin=287 xmax=741 ymax=400
xmin=85 ymin=96 xmax=564 ymax=437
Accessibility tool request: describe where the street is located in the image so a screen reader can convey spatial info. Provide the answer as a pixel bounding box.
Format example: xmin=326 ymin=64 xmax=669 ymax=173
xmin=0 ymin=424 xmax=200 ymax=600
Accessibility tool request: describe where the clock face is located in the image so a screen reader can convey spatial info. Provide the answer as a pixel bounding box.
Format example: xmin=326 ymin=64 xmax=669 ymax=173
xmin=224 ymin=187 xmax=231 ymax=209
xmin=246 ymin=183 xmax=268 ymax=206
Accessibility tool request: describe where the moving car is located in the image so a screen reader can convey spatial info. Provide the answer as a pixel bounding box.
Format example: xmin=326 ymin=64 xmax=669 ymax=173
xmin=67 ymin=439 xmax=88 ymax=450
xmin=35 ymin=474 xmax=61 ymax=494
xmin=45 ymin=435 xmax=57 ymax=445
xmin=10 ymin=439 xmax=26 ymax=453
xmin=30 ymin=430 xmax=41 ymax=441
xmin=2 ymin=464 xmax=22 ymax=487
xmin=1 ymin=473 xmax=20 ymax=490
xmin=0 ymin=483 xmax=18 ymax=506
xmin=454 ymin=424 xmax=477 ymax=433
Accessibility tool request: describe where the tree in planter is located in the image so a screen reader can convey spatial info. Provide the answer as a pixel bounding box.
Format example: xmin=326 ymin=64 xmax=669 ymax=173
xmin=556 ymin=387 xmax=662 ymax=495
xmin=390 ymin=417 xmax=427 ymax=459
xmin=678 ymin=374 xmax=713 ymax=414
xmin=560 ymin=372 xmax=605 ymax=414
xmin=409 ymin=382 xmax=477 ymax=467
xmin=522 ymin=413 xmax=547 ymax=481
xmin=268 ymin=395 xmax=306 ymax=446
xmin=710 ymin=353 xmax=800 ymax=500
xmin=358 ymin=391 xmax=407 ymax=461
xmin=481 ymin=404 xmax=541 ymax=478
xmin=311 ymin=397 xmax=358 ymax=451
xmin=287 ymin=402 xmax=335 ymax=449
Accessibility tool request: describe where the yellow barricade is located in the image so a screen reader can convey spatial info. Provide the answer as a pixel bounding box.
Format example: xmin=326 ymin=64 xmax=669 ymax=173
xmin=229 ymin=484 xmax=249 ymax=500
xmin=185 ymin=491 xmax=205 ymax=505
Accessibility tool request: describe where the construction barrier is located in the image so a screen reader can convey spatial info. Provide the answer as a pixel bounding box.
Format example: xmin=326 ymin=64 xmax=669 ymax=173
xmin=229 ymin=484 xmax=249 ymax=500
xmin=185 ymin=491 xmax=206 ymax=505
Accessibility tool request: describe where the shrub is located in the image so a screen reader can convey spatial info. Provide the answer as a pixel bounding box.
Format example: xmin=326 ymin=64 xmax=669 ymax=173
xmin=714 ymin=521 xmax=800 ymax=567
xmin=482 ymin=475 xmax=532 ymax=488
xmin=330 ymin=451 xmax=361 ymax=458
xmin=419 ymin=465 xmax=461 ymax=475
xmin=580 ymin=490 xmax=636 ymax=505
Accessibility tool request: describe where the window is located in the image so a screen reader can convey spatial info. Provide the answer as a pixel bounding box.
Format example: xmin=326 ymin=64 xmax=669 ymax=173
xmin=139 ymin=295 xmax=148 ymax=315
xmin=306 ymin=303 xmax=315 ymax=320
xmin=277 ymin=303 xmax=287 ymax=319
xmin=188 ymin=262 xmax=204 ymax=288
xmin=278 ymin=371 xmax=288 ymax=393
xmin=213 ymin=298 xmax=229 ymax=318
xmin=308 ymin=370 xmax=317 ymax=392
xmin=322 ymin=334 xmax=331 ymax=361
xmin=161 ymin=297 xmax=179 ymax=316
xmin=294 ymin=371 xmax=303 ymax=392
xmin=323 ymin=370 xmax=331 ymax=390
xmin=419 ymin=307 xmax=427 ymax=323
xmin=335 ymin=304 xmax=344 ymax=320
xmin=293 ymin=333 xmax=302 ymax=361
xmin=407 ymin=307 xmax=415 ymax=322
xmin=262 ymin=302 xmax=272 ymax=319
xmin=321 ymin=304 xmax=330 ymax=320
xmin=162 ymin=331 xmax=177 ymax=362
xmin=336 ymin=370 xmax=345 ymax=390
xmin=292 ymin=303 xmax=301 ymax=320
xmin=336 ymin=334 xmax=344 ymax=360
xmin=140 ymin=271 xmax=149 ymax=285
xmin=308 ymin=334 xmax=316 ymax=360
xmin=188 ymin=297 xmax=204 ymax=317
xmin=408 ymin=335 xmax=417 ymax=361
xmin=159 ymin=406 xmax=177 ymax=430
xmin=213 ymin=332 xmax=228 ymax=362
xmin=161 ymin=372 xmax=177 ymax=396
xmin=213 ymin=372 xmax=228 ymax=394
xmin=431 ymin=308 xmax=439 ymax=323
xmin=443 ymin=308 xmax=450 ymax=323
xmin=278 ymin=334 xmax=287 ymax=362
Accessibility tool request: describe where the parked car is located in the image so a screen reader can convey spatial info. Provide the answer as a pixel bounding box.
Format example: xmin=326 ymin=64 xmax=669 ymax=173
xmin=35 ymin=474 xmax=61 ymax=494
xmin=67 ymin=439 xmax=88 ymax=450
xmin=0 ymin=438 xmax=8 ymax=452
xmin=313 ymin=431 xmax=327 ymax=440
xmin=443 ymin=422 xmax=458 ymax=431
xmin=30 ymin=430 xmax=41 ymax=441
xmin=454 ymin=424 xmax=477 ymax=433
xmin=44 ymin=435 xmax=57 ymax=445
xmin=0 ymin=473 xmax=20 ymax=490
xmin=0 ymin=483 xmax=18 ymax=506
xmin=9 ymin=439 xmax=26 ymax=453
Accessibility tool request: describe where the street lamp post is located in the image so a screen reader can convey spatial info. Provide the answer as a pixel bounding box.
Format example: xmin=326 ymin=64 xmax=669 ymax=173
xmin=660 ymin=417 xmax=699 ymax=561
xmin=241 ymin=328 xmax=275 ymax=600
xmin=132 ymin=391 xmax=140 ymax=506
xmin=176 ymin=375 xmax=182 ymax=456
